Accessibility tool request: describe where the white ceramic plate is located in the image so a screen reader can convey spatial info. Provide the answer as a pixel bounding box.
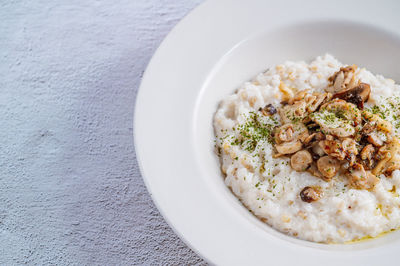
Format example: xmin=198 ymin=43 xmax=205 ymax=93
xmin=135 ymin=0 xmax=400 ymax=265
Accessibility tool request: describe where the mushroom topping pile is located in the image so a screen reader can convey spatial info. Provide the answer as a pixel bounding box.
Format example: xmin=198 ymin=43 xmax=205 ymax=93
xmin=268 ymin=66 xmax=400 ymax=202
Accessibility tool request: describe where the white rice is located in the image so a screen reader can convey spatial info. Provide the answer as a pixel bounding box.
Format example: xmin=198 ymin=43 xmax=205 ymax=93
xmin=214 ymin=54 xmax=400 ymax=243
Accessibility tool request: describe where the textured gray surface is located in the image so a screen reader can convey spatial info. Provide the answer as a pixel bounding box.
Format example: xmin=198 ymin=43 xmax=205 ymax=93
xmin=0 ymin=0 xmax=206 ymax=264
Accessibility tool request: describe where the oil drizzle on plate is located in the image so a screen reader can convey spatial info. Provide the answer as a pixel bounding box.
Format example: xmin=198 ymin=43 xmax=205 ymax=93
xmin=345 ymin=228 xmax=397 ymax=244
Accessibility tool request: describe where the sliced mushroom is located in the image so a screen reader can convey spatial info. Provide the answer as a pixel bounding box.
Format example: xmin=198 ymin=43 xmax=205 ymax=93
xmin=373 ymin=144 xmax=392 ymax=173
xmin=367 ymin=132 xmax=384 ymax=147
xmin=361 ymin=144 xmax=374 ymax=160
xmin=291 ymin=150 xmax=312 ymax=171
xmin=333 ymin=83 xmax=370 ymax=109
xmin=298 ymin=130 xmax=310 ymax=143
xmin=300 ymin=186 xmax=323 ymax=203
xmin=347 ymin=163 xmax=379 ymax=190
xmin=303 ymin=131 xmax=325 ymax=146
xmin=303 ymin=133 xmax=316 ymax=146
xmin=328 ymin=65 xmax=359 ymax=93
xmin=362 ymin=121 xmax=377 ymax=135
xmin=323 ymin=123 xmax=355 ymax=138
xmin=332 ymin=70 xmax=345 ymax=92
xmin=318 ymin=136 xmax=356 ymax=163
xmin=275 ymin=141 xmax=302 ymax=155
xmin=319 ymin=138 xmax=346 ymax=161
xmin=311 ymin=99 xmax=361 ymax=138
xmin=342 ymin=138 xmax=358 ymax=155
xmin=279 ymin=100 xmax=308 ymax=124
xmin=372 ymin=138 xmax=400 ymax=176
xmin=342 ymin=138 xmax=358 ymax=165
xmin=307 ymin=163 xmax=323 ymax=178
xmin=384 ymin=161 xmax=400 ymax=177
xmin=317 ymin=156 xmax=341 ymax=180
xmin=375 ymin=145 xmax=390 ymax=161
xmin=259 ymin=103 xmax=277 ymax=116
xmin=275 ymin=124 xmax=294 ymax=143
xmin=312 ymin=111 xmax=355 ymax=138
xmin=360 ymin=144 xmax=375 ymax=169
xmin=312 ymin=142 xmax=326 ymax=157
xmin=320 ymin=99 xmax=361 ymax=125
xmin=274 ymin=123 xmax=308 ymax=144
xmin=362 ymin=110 xmax=392 ymax=133
xmin=305 ymin=92 xmax=331 ymax=112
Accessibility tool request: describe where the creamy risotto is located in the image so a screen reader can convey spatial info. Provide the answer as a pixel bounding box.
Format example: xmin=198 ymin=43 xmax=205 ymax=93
xmin=214 ymin=54 xmax=400 ymax=243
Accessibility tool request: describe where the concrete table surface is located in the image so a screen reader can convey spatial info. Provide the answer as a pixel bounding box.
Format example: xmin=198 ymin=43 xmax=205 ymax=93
xmin=0 ymin=0 xmax=206 ymax=264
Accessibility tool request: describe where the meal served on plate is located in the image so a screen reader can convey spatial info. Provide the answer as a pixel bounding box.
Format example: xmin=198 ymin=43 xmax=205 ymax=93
xmin=214 ymin=55 xmax=400 ymax=243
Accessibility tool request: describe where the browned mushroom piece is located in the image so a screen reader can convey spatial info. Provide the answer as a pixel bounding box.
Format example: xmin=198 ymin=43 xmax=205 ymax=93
xmin=328 ymin=65 xmax=359 ymax=93
xmin=275 ymin=141 xmax=302 ymax=155
xmin=259 ymin=103 xmax=277 ymax=116
xmin=275 ymin=124 xmax=295 ymax=144
xmin=278 ymin=100 xmax=308 ymax=124
xmin=312 ymin=141 xmax=326 ymax=157
xmin=342 ymin=138 xmax=358 ymax=155
xmin=372 ymin=138 xmax=400 ymax=176
xmin=291 ymin=150 xmax=313 ymax=171
xmin=324 ymin=123 xmax=355 ymax=138
xmin=307 ymin=163 xmax=323 ymax=178
xmin=342 ymin=138 xmax=358 ymax=166
xmin=367 ymin=132 xmax=384 ymax=147
xmin=311 ymin=99 xmax=361 ymax=138
xmin=332 ymin=83 xmax=371 ymax=109
xmin=303 ymin=133 xmax=316 ymax=146
xmin=362 ymin=110 xmax=392 ymax=133
xmin=360 ymin=144 xmax=375 ymax=169
xmin=319 ymin=138 xmax=346 ymax=161
xmin=372 ymin=144 xmax=393 ymax=174
xmin=298 ymin=130 xmax=310 ymax=143
xmin=300 ymin=186 xmax=323 ymax=203
xmin=317 ymin=156 xmax=341 ymax=180
xmin=362 ymin=121 xmax=377 ymax=135
xmin=315 ymin=132 xmax=325 ymax=140
xmin=275 ymin=123 xmax=309 ymax=144
xmin=303 ymin=131 xmax=324 ymax=146
xmin=320 ymin=99 xmax=362 ymax=125
xmin=384 ymin=161 xmax=400 ymax=177
xmin=305 ymin=92 xmax=331 ymax=112
xmin=375 ymin=144 xmax=390 ymax=161
xmin=347 ymin=163 xmax=379 ymax=190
